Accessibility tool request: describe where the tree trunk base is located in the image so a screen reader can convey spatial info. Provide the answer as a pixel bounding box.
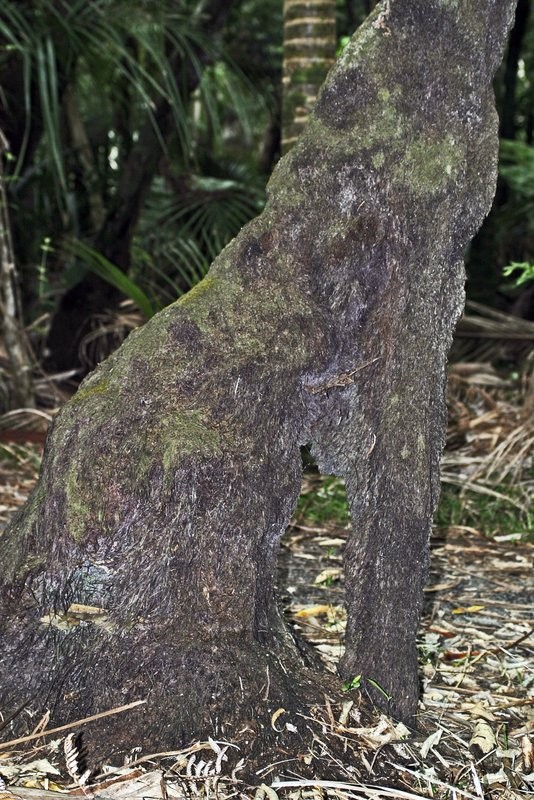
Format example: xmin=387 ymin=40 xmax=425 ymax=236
xmin=0 ymin=611 xmax=393 ymax=781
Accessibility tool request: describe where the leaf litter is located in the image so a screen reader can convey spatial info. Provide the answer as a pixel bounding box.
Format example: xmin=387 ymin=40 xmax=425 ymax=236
xmin=0 ymin=365 xmax=532 ymax=799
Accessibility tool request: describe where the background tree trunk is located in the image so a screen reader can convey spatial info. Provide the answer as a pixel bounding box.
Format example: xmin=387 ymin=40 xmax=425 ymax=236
xmin=0 ymin=0 xmax=517 ymax=774
xmin=500 ymin=0 xmax=531 ymax=140
xmin=282 ymin=0 xmax=337 ymax=154
xmin=0 ymin=130 xmax=35 ymax=410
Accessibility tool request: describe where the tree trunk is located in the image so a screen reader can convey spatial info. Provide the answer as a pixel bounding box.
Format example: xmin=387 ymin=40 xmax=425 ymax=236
xmin=0 ymin=0 xmax=517 ymax=776
xmin=500 ymin=0 xmax=530 ymax=140
xmin=0 ymin=130 xmax=35 ymax=410
xmin=282 ymin=0 xmax=337 ymax=154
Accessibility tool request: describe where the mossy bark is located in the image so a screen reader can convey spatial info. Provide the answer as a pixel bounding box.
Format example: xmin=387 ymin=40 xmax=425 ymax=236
xmin=0 ymin=0 xmax=517 ymax=771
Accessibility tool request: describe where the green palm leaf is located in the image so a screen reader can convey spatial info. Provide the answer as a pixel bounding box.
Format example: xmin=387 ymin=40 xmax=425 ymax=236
xmin=65 ymin=239 xmax=156 ymax=319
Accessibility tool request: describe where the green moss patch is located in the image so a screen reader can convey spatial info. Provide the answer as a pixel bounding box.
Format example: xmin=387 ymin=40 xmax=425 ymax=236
xmin=159 ymin=410 xmax=222 ymax=477
xmin=396 ymin=134 xmax=465 ymax=197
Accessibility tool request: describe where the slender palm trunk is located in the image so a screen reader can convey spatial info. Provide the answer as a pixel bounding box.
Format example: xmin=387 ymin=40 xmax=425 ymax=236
xmin=282 ymin=0 xmax=337 ymax=154
xmin=0 ymin=130 xmax=34 ymax=410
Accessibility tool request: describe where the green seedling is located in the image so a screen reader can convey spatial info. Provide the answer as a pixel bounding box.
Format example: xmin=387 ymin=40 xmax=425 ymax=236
xmin=342 ymin=674 xmax=362 ymax=692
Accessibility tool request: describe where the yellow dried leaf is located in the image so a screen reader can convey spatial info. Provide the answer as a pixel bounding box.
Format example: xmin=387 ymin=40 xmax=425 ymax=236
xmin=294 ymin=605 xmax=332 ymax=618
xmin=452 ymin=605 xmax=485 ymax=614
xmin=271 ymin=708 xmax=285 ymax=730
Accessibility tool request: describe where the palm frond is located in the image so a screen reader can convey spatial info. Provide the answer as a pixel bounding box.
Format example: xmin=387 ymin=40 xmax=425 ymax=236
xmin=35 ymin=36 xmax=67 ymax=198
xmin=64 ymin=238 xmax=156 ymax=319
xmin=135 ymin=159 xmax=266 ymax=303
xmin=453 ymin=300 xmax=534 ymax=363
xmin=499 ymin=139 xmax=534 ymax=200
xmin=1 ymin=0 xmax=236 ymax=190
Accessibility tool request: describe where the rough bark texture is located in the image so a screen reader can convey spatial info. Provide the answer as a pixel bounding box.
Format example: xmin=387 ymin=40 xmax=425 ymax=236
xmin=0 ymin=0 xmax=517 ymax=769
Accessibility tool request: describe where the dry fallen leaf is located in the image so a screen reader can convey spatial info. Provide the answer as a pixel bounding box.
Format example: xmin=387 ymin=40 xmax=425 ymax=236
xmin=338 ymin=700 xmax=353 ymax=726
xmin=270 ymin=708 xmax=285 ymax=731
xmin=522 ymin=735 xmax=533 ymax=772
xmin=420 ymin=728 xmax=443 ymax=759
xmin=462 ymin=701 xmax=496 ymax=721
xmin=294 ymin=604 xmax=334 ymax=618
xmin=314 ymin=568 xmax=342 ymax=585
xmin=0 ymin=761 xmax=60 ymax=783
xmin=470 ymin=719 xmax=497 ymax=756
xmin=452 ymin=605 xmax=485 ymax=614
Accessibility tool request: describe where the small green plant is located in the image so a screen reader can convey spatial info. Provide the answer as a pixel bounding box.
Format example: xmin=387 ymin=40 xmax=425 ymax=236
xmin=436 ymin=484 xmax=533 ymax=542
xmin=342 ymin=675 xmax=393 ymax=701
xmin=342 ymin=674 xmax=362 ymax=692
xmin=418 ymin=632 xmax=441 ymax=662
xmin=0 ymin=442 xmax=42 ymax=470
xmin=336 ymin=36 xmax=351 ymax=56
xmin=502 ymin=261 xmax=534 ymax=287
xmin=367 ymin=678 xmax=393 ymax=702
xmin=295 ymin=476 xmax=350 ymax=526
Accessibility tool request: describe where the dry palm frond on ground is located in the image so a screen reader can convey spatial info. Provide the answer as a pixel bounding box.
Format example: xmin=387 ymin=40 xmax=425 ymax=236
xmin=443 ymin=361 xmax=533 ymax=536
xmin=454 ymin=301 xmax=534 ymax=365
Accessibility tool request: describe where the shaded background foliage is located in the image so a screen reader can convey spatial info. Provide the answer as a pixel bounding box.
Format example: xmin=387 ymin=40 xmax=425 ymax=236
xmin=0 ymin=0 xmax=533 ymax=402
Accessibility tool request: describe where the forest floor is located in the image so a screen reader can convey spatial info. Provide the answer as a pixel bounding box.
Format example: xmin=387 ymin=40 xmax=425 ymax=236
xmin=0 ymin=363 xmax=533 ymax=799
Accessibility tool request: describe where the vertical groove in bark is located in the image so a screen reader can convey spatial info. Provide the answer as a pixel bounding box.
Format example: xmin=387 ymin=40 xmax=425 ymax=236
xmin=282 ymin=0 xmax=337 ymax=154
